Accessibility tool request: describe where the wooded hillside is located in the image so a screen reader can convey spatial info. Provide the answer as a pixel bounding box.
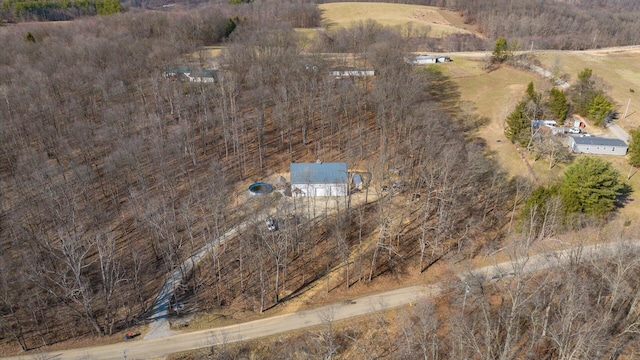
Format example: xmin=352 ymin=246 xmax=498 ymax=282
xmin=2 ymin=1 xmax=640 ymax=359
xmin=0 ymin=1 xmax=512 ymax=353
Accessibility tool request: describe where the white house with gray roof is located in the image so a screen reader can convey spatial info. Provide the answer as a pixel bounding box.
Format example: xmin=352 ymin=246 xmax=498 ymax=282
xmin=568 ymin=136 xmax=628 ymax=155
xmin=290 ymin=162 xmax=348 ymax=197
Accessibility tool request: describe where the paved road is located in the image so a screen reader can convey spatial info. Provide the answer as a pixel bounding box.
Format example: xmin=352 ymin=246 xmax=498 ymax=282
xmin=5 ymin=240 xmax=639 ymax=360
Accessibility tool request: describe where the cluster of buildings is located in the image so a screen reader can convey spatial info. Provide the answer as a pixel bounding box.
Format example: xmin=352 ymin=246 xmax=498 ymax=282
xmin=532 ymin=119 xmax=628 ymax=156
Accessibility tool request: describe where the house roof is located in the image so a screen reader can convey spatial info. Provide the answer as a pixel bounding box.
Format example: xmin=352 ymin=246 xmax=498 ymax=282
xmin=164 ymin=67 xmax=218 ymax=77
xmin=290 ymin=162 xmax=348 ymax=184
xmin=570 ymin=136 xmax=628 ymax=147
xmin=408 ymin=54 xmax=437 ymax=60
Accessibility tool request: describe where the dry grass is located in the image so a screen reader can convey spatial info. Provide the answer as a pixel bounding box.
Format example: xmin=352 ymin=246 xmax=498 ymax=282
xmin=318 ymin=2 xmax=477 ymax=38
xmin=536 ymin=49 xmax=640 ymax=133
xmin=442 ymin=58 xmax=550 ymax=181
xmin=534 ymin=49 xmax=640 ymax=221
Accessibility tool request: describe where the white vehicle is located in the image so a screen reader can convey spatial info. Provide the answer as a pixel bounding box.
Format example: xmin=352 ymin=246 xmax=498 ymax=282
xmin=569 ymin=127 xmax=581 ymax=134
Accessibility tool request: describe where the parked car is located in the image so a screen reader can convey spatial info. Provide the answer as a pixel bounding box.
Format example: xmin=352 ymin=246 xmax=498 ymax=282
xmin=568 ymin=127 xmax=581 ymax=134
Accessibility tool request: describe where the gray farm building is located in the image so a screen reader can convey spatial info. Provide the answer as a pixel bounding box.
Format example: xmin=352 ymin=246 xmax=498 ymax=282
xmin=568 ymin=136 xmax=628 ymax=155
xmin=290 ymin=162 xmax=348 ymax=197
xmin=406 ymin=54 xmax=451 ymax=65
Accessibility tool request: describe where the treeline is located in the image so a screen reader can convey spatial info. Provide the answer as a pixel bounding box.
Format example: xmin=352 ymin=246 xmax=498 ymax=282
xmin=319 ymin=0 xmax=640 ymax=50
xmin=1 ymin=0 xmax=120 ymax=21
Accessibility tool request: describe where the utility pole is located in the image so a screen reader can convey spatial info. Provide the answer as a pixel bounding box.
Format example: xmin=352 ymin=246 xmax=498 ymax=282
xmin=623 ymin=98 xmax=631 ymax=119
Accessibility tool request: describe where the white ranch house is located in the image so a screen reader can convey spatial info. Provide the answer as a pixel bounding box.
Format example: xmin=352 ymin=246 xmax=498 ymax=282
xmin=568 ymin=136 xmax=628 ymax=155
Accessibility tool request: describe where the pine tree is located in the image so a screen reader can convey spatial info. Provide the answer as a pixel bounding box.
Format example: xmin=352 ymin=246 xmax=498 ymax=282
xmin=492 ymin=37 xmax=508 ymax=63
xmin=587 ymin=92 xmax=614 ymax=127
xmin=547 ymin=88 xmax=568 ymax=124
xmin=97 ymin=0 xmax=121 ymax=15
xmin=504 ymin=99 xmax=530 ymax=146
xmin=560 ymin=157 xmax=623 ymax=216
xmin=571 ymin=68 xmax=597 ymax=116
xmin=25 ymin=31 xmax=36 ymax=43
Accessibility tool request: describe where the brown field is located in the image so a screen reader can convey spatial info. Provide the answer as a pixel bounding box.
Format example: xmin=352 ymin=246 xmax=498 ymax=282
xmin=318 ymin=2 xmax=478 ymax=38
xmin=440 ymin=58 xmax=550 ymax=181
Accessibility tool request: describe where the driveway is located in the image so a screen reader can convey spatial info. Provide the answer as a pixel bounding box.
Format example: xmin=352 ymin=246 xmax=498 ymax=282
xmin=5 ymin=240 xmax=639 ymax=360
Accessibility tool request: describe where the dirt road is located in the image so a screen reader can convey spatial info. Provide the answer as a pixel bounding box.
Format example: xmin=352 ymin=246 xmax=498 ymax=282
xmin=5 ymin=240 xmax=639 ymax=360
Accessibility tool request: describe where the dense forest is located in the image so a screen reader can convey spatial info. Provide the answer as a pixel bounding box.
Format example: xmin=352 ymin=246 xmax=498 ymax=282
xmin=0 ymin=0 xmax=510 ymax=353
xmin=2 ymin=0 xmax=640 ymax=359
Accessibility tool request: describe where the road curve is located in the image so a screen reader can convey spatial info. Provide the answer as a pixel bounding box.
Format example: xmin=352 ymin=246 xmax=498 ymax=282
xmin=4 ymin=239 xmax=639 ymax=360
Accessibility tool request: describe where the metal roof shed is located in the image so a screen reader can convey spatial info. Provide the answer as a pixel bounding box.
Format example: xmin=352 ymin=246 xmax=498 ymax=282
xmin=568 ymin=136 xmax=628 ymax=155
xmin=290 ymin=162 xmax=348 ymax=197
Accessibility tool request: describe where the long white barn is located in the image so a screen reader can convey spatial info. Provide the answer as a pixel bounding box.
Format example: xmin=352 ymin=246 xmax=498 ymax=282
xmin=568 ymin=136 xmax=628 ymax=155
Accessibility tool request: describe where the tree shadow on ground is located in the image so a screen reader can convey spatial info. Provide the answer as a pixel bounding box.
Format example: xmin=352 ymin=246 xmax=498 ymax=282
xmin=616 ymin=182 xmax=634 ymax=209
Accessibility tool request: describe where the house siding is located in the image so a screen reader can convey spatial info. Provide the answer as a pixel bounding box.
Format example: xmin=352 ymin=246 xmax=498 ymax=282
xmin=568 ymin=136 xmax=628 ymax=155
xmin=290 ymin=162 xmax=348 ymax=197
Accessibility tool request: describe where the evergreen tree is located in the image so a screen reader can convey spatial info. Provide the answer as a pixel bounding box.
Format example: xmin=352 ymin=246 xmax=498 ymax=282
xmin=571 ymin=68 xmax=597 ymax=116
xmin=560 ymin=157 xmax=623 ymax=216
xmin=547 ymin=88 xmax=569 ymax=124
xmin=223 ymin=17 xmax=237 ymax=38
xmin=97 ymin=0 xmax=121 ymax=15
xmin=629 ymin=127 xmax=640 ymax=167
xmin=525 ymin=81 xmax=543 ymax=120
xmin=587 ymin=92 xmax=614 ymax=127
xmin=526 ymin=81 xmax=537 ymax=102
xmin=492 ymin=37 xmax=508 ymax=63
xmin=504 ymin=99 xmax=531 ymax=146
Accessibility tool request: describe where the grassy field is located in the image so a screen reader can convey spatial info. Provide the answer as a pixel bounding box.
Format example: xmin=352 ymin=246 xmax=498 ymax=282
xmin=318 ymin=2 xmax=477 ymax=38
xmin=439 ymin=57 xmax=551 ymax=181
xmin=536 ymin=49 xmax=640 ymax=134
xmin=443 ymin=53 xmax=640 ymax=222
